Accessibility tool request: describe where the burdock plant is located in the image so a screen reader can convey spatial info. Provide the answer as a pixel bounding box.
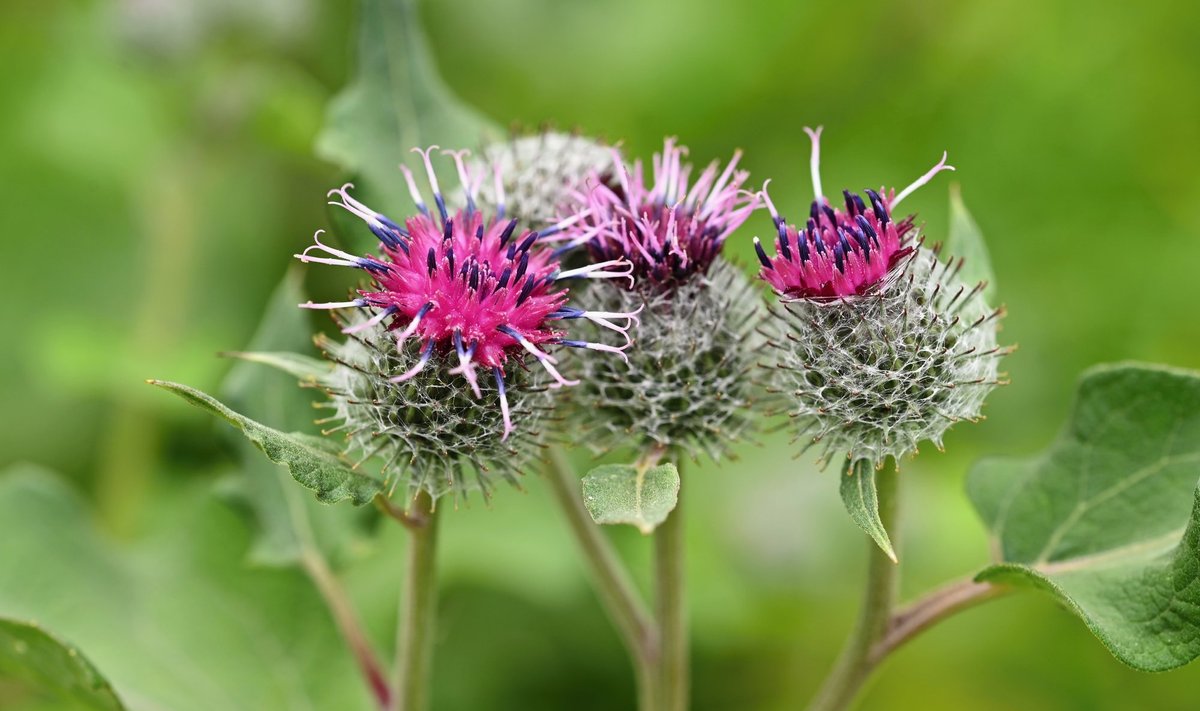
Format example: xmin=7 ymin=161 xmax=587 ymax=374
xmin=152 ymin=147 xmax=638 ymax=710
xmin=755 ymin=128 xmax=1008 ymax=710
xmin=540 ymin=138 xmax=762 ymax=711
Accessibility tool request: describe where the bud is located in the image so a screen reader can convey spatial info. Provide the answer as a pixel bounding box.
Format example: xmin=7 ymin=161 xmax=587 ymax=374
xmin=757 ymin=128 xmax=1007 ymax=467
xmin=563 ymin=138 xmax=763 ymax=459
xmin=474 ymin=131 xmax=616 ymax=229
xmin=298 ymin=147 xmax=638 ymax=500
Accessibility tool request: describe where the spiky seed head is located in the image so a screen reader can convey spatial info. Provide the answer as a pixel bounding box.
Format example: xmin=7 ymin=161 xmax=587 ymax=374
xmin=318 ymin=315 xmax=553 ymax=502
xmin=573 ymin=258 xmax=764 ymax=461
xmin=756 ymin=127 xmax=1005 ymax=468
xmin=474 ymin=132 xmax=617 ymax=229
xmin=298 ymin=146 xmax=638 ymax=501
xmin=767 ymin=247 xmax=1005 ymax=467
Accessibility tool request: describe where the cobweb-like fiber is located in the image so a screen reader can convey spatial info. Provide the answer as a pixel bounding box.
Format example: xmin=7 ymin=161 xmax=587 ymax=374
xmin=572 ymin=258 xmax=764 ymax=461
xmin=768 ymin=246 xmax=1006 ymax=468
xmin=319 ymin=314 xmax=554 ymax=503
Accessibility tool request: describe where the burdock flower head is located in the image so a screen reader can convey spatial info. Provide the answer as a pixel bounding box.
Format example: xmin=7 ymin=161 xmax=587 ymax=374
xmin=757 ymin=127 xmax=1006 ymax=468
xmin=564 ymin=138 xmax=764 ymax=459
xmin=297 ymin=147 xmax=638 ymax=499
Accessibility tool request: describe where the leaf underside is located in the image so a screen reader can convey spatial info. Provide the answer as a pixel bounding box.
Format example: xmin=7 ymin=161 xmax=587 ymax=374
xmin=152 ymin=379 xmax=383 ymax=506
xmin=217 ymin=269 xmax=370 ymax=567
xmin=967 ymin=363 xmax=1200 ymax=671
xmin=581 ymin=463 xmax=680 ymax=535
xmin=839 ymin=460 xmax=897 ymax=562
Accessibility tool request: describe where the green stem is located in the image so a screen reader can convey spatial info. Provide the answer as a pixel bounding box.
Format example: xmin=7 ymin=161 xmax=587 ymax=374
xmin=806 ymin=462 xmax=899 ymax=711
xmin=870 ymin=576 xmax=1007 ymax=664
xmin=654 ymin=457 xmax=687 ymax=711
xmin=393 ymin=491 xmax=440 ymax=711
xmin=545 ymin=448 xmax=659 ymax=709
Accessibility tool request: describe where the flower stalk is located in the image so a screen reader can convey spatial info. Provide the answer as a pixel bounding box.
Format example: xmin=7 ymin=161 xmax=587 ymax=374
xmin=653 ymin=455 xmax=688 ymax=711
xmin=806 ymin=462 xmax=899 ymax=711
xmin=393 ymin=490 xmax=440 ymax=711
xmin=545 ymin=448 xmax=660 ymax=708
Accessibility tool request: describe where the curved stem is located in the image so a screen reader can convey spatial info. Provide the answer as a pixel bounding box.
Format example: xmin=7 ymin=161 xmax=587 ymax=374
xmin=871 ymin=577 xmax=1008 ymax=664
xmin=544 ymin=448 xmax=659 ymax=709
xmin=303 ymin=551 xmax=391 ymax=709
xmin=392 ymin=491 xmax=440 ymax=711
xmin=654 ymin=456 xmax=687 ymax=711
xmin=806 ymin=462 xmax=899 ymax=711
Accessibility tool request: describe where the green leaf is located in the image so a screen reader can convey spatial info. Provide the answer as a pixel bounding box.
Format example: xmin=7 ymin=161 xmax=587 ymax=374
xmin=0 ymin=618 xmax=126 ymax=711
xmin=839 ymin=460 xmax=897 ymax=563
xmin=0 ymin=464 xmax=374 ymax=711
xmin=316 ymin=0 xmax=499 ymax=221
xmin=151 ymin=379 xmax=384 ymax=506
xmin=224 ymin=351 xmax=332 ymax=386
xmin=217 ymin=270 xmax=370 ymax=568
xmin=967 ymin=363 xmax=1200 ymax=671
xmin=944 ymin=183 xmax=997 ymax=303
xmin=581 ymin=463 xmax=680 ymax=535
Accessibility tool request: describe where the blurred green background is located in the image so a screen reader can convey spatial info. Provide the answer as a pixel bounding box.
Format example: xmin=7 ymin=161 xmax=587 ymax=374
xmin=2 ymin=0 xmax=1199 ymax=709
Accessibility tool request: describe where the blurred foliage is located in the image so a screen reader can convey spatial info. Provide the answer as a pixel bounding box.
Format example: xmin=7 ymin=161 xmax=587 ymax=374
xmin=1 ymin=0 xmax=1199 ymax=709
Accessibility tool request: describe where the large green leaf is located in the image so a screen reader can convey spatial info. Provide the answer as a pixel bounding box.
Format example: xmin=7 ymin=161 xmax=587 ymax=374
xmin=0 ymin=464 xmax=371 ymax=711
xmin=217 ymin=269 xmax=370 ymax=567
xmin=839 ymin=460 xmax=897 ymax=563
xmin=151 ymin=379 xmax=384 ymax=506
xmin=0 ymin=618 xmax=125 ymax=711
xmin=944 ymin=184 xmax=997 ymax=303
xmin=581 ymin=463 xmax=680 ymax=535
xmin=316 ymin=0 xmax=499 ymax=222
xmin=967 ymin=363 xmax=1200 ymax=671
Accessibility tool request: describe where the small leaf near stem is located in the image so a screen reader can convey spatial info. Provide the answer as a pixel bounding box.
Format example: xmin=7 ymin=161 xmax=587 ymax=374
xmin=839 ymin=459 xmax=898 ymax=563
xmin=582 ymin=446 xmax=680 ymax=535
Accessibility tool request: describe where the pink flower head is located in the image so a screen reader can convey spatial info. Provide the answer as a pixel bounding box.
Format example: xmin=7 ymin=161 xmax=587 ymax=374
xmin=564 ymin=138 xmax=759 ymax=289
xmin=297 ymin=147 xmax=639 ymax=439
xmin=755 ymin=127 xmax=954 ymax=299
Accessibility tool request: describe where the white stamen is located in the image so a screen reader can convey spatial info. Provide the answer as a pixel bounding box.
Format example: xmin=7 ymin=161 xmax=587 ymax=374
xmin=295 ymin=230 xmax=363 ymax=268
xmin=444 ymin=148 xmax=477 ymax=204
xmin=394 ymin=304 xmax=432 ymax=347
xmin=411 ymin=146 xmax=442 ymax=198
xmin=759 ymin=180 xmax=780 ymax=220
xmin=892 ymin=152 xmax=955 ymax=208
xmin=493 ymin=368 xmax=513 ymax=441
xmin=449 ymin=332 xmax=482 ymax=398
xmin=389 ymin=344 xmax=433 ymax=383
xmin=556 ymin=259 xmax=635 ymax=286
xmin=327 ymin=183 xmax=385 ymax=229
xmin=804 ymin=125 xmax=824 ymax=201
xmin=398 ymin=164 xmax=427 ymax=210
xmin=571 ymin=340 xmax=631 ymax=364
xmin=299 ymin=299 xmax=366 ymax=309
xmin=342 ymin=305 xmax=395 ymax=334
